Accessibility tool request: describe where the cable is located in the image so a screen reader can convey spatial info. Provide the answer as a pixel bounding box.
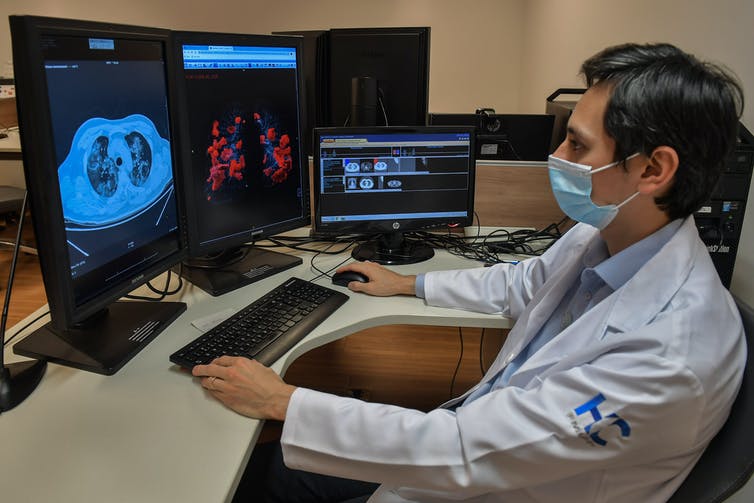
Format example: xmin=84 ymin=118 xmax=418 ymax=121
xmin=479 ymin=328 xmax=487 ymax=375
xmin=407 ymin=215 xmax=571 ymax=266
xmin=307 ymin=236 xmax=359 ymax=282
xmin=124 ymin=268 xmax=184 ymax=302
xmin=4 ymin=310 xmax=49 ymax=348
xmin=377 ymin=90 xmax=389 ymax=126
xmin=449 ymin=327 xmax=464 ymax=399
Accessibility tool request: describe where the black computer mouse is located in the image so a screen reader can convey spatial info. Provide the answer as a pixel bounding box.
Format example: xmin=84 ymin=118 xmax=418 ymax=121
xmin=331 ymin=270 xmax=369 ymax=287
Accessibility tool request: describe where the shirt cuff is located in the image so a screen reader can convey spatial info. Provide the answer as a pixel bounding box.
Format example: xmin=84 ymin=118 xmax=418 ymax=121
xmin=415 ymin=273 xmax=426 ymax=298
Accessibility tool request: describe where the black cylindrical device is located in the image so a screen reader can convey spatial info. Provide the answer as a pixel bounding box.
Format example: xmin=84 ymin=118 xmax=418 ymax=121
xmin=350 ymin=76 xmax=378 ymax=126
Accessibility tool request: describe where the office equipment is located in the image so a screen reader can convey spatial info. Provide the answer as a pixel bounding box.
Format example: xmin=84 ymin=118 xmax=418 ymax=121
xmin=324 ymin=27 xmax=430 ymax=128
xmin=428 ymin=111 xmax=555 ymax=161
xmin=171 ymin=32 xmax=310 ymax=296
xmin=694 ymin=122 xmax=753 ymax=288
xmin=313 ymin=126 xmax=475 ymax=264
xmin=668 ymin=295 xmax=754 ymax=502
xmin=9 ymin=16 xmax=187 ymax=375
xmin=170 ymin=276 xmax=348 ymax=368
xmin=349 ymin=76 xmax=379 ymax=127
xmin=545 ymin=88 xmax=584 ymax=153
xmin=275 ymin=27 xmax=430 ymax=152
xmin=271 ymin=29 xmax=328 ymax=156
xmin=331 ymin=270 xmax=369 ymax=286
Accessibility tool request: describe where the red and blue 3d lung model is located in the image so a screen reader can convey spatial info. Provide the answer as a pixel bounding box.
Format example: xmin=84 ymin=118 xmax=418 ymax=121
xmin=206 ymin=115 xmax=246 ymax=198
xmin=205 ymin=111 xmax=293 ymax=200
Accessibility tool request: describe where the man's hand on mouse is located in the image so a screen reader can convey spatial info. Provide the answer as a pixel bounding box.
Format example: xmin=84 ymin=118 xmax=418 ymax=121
xmin=335 ymin=261 xmax=416 ymax=297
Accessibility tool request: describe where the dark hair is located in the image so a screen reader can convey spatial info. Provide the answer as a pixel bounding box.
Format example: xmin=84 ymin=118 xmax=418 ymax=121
xmin=580 ymin=43 xmax=744 ymax=219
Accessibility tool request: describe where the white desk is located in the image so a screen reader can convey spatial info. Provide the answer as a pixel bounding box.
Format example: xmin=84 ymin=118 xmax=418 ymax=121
xmin=0 ymin=243 xmax=512 ymax=503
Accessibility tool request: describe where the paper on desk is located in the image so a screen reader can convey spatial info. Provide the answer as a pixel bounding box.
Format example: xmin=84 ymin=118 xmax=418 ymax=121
xmin=191 ymin=308 xmax=236 ymax=332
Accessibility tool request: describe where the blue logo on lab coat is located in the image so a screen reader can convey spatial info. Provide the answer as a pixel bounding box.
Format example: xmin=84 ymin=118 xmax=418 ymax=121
xmin=574 ymin=393 xmax=631 ymax=446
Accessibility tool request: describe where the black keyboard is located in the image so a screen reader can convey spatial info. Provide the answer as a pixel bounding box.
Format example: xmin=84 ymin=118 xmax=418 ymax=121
xmin=170 ymin=277 xmax=349 ymax=368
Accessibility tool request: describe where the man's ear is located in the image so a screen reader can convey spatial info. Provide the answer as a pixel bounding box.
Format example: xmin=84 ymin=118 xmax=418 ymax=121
xmin=638 ymin=146 xmax=678 ymax=196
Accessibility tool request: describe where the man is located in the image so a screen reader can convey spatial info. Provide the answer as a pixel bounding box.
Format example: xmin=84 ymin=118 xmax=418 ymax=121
xmin=194 ymin=43 xmax=746 ymax=502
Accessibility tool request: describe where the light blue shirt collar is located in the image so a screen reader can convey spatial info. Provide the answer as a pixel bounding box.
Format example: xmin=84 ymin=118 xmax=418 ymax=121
xmin=594 ymin=219 xmax=684 ymax=291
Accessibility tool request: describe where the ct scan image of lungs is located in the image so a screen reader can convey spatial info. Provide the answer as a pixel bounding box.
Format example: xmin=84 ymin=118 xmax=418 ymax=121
xmin=58 ymin=114 xmax=173 ymax=227
xmin=359 ymin=177 xmax=374 ymax=189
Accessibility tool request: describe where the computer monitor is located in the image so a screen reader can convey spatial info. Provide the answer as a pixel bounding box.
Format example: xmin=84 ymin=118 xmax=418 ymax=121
xmin=270 ymin=29 xmax=327 ymax=157
xmin=323 ymin=27 xmax=430 ymax=128
xmin=170 ymin=31 xmax=310 ymax=296
xmin=313 ymin=126 xmax=475 ymax=265
xmin=9 ymin=16 xmax=187 ymax=375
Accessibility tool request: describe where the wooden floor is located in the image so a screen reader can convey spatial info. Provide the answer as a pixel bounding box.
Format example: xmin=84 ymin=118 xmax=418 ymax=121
xmin=0 ymin=213 xmax=46 ymax=330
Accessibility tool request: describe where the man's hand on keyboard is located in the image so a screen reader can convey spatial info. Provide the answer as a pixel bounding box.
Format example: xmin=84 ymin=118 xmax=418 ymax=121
xmin=192 ymin=356 xmax=297 ymax=420
xmin=335 ymin=261 xmax=416 ymax=297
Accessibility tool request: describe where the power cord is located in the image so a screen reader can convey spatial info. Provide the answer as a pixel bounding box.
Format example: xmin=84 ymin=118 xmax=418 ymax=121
xmin=124 ymin=268 xmax=184 ymax=301
xmin=3 ymin=310 xmax=49 ymax=348
xmin=449 ymin=327 xmax=464 ymax=399
xmin=479 ymin=328 xmax=487 ymax=375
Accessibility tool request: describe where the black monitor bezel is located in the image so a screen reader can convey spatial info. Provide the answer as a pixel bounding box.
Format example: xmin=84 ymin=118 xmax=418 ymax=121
xmin=170 ymin=30 xmax=310 ymax=258
xmin=312 ymin=125 xmax=477 ymax=236
xmin=10 ymin=15 xmax=187 ymax=330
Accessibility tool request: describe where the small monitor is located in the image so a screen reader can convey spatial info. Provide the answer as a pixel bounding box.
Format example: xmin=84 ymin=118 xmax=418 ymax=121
xmin=428 ymin=112 xmax=555 ymax=161
xmin=313 ymin=126 xmax=476 ymax=265
xmin=171 ymin=32 xmax=310 ymax=296
xmin=10 ymin=16 xmax=187 ymax=374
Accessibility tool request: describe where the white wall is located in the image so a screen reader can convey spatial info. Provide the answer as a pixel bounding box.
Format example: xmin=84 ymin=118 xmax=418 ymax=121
xmin=519 ymin=0 xmax=754 ymax=307
xmin=0 ymin=0 xmax=526 ymax=114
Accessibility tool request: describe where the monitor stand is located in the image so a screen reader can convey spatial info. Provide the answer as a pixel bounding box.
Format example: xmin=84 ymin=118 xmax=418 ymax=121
xmin=352 ymin=232 xmax=434 ymax=265
xmin=13 ymin=301 xmax=187 ymax=375
xmin=179 ymin=247 xmax=302 ymax=297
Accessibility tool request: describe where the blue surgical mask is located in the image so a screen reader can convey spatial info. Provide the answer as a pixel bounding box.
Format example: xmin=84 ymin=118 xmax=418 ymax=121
xmin=548 ymin=153 xmax=640 ymax=230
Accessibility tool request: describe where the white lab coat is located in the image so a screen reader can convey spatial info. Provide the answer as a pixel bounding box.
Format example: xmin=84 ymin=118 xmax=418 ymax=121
xmin=281 ymin=217 xmax=746 ymax=502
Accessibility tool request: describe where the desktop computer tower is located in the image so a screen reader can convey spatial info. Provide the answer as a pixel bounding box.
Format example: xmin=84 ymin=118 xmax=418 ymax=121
xmin=695 ymin=122 xmax=754 ymax=288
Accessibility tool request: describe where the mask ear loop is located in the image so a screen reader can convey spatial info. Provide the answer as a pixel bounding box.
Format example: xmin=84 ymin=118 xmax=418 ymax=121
xmin=591 ymin=152 xmax=641 ymax=174
xmin=615 ymin=190 xmax=641 ymax=209
xmin=611 ymin=153 xmax=643 ymax=209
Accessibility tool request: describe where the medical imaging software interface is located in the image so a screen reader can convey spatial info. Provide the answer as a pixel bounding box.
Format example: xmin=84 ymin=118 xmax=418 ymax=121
xmin=181 ymin=44 xmax=305 ymax=248
xmin=317 ymin=132 xmax=473 ymax=226
xmin=42 ymin=34 xmax=180 ymax=305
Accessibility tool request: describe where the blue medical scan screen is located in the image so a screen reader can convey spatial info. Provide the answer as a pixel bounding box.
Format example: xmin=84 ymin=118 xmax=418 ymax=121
xmin=41 ymin=34 xmax=180 ymax=305
xmin=317 ymin=132 xmax=473 ymax=227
